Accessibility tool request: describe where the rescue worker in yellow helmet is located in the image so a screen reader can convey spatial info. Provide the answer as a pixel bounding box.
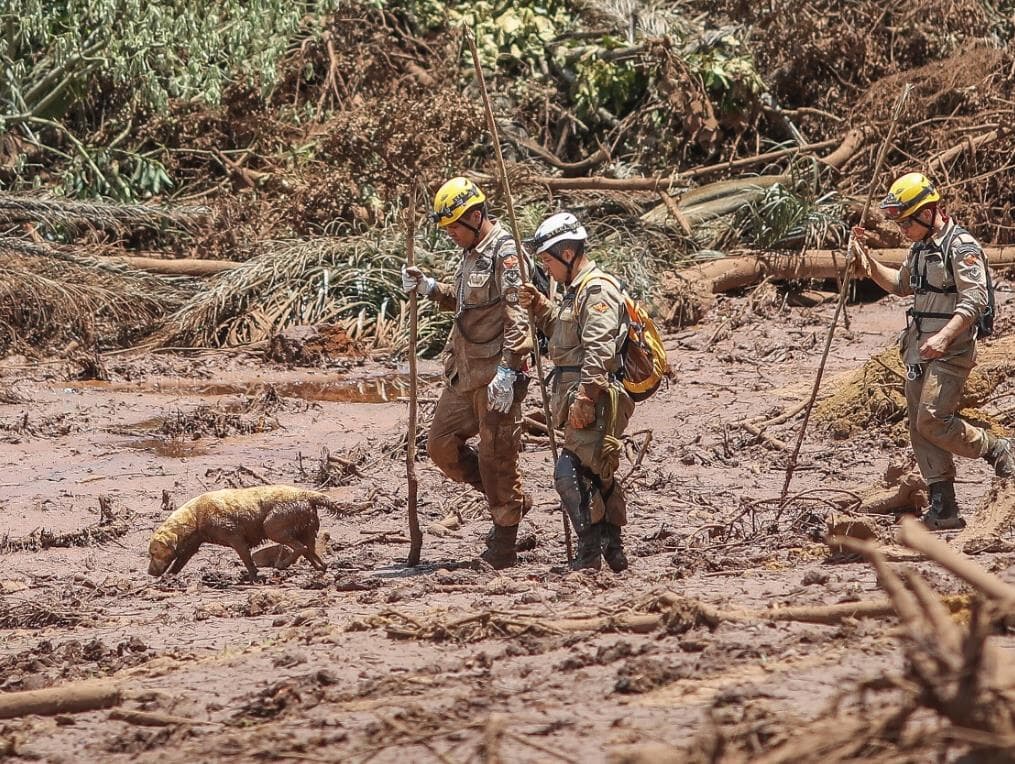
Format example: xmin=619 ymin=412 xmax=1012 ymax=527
xmin=854 ymin=172 xmax=1014 ymax=530
xmin=401 ymin=177 xmax=533 ymax=568
xmin=518 ymin=212 xmax=635 ymax=571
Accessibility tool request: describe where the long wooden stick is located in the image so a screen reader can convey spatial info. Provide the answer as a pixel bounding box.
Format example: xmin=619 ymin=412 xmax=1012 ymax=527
xmin=405 ymin=182 xmax=423 ymax=567
xmin=780 ymin=85 xmax=911 ymax=501
xmin=464 ymin=28 xmax=572 ymax=562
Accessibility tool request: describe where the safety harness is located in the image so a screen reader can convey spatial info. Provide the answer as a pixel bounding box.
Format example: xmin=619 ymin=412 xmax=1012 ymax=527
xmin=905 ymin=224 xmax=994 ymax=336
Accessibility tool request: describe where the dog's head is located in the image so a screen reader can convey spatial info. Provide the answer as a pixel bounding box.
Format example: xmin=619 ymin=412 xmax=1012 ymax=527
xmin=148 ymin=538 xmax=176 ymax=576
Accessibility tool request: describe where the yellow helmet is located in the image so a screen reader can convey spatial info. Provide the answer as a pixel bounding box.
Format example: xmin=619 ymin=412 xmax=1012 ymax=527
xmin=880 ymin=172 xmax=940 ymax=221
xmin=430 ymin=177 xmax=486 ymax=227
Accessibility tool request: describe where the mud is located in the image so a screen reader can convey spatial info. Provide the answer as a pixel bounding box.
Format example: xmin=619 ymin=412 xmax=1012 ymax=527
xmin=3 ymin=290 xmax=1015 ymax=762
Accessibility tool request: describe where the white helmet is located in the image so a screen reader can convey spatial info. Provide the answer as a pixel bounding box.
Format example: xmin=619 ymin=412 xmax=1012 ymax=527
xmin=531 ymin=212 xmax=587 ymax=254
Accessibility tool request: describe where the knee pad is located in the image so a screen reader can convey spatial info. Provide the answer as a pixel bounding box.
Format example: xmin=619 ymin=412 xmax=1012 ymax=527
xmin=554 ymin=449 xmax=593 ymax=533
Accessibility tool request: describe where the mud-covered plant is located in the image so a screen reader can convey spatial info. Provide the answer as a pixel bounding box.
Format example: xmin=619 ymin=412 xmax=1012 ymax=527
xmin=731 ymin=166 xmax=847 ymax=250
xmin=388 ymin=0 xmax=573 ymax=72
xmin=683 ymin=28 xmax=765 ymax=116
xmin=1 ymin=0 xmax=343 ymax=198
xmin=0 ymin=239 xmax=194 ymax=353
xmin=161 ymin=224 xmax=461 ymax=352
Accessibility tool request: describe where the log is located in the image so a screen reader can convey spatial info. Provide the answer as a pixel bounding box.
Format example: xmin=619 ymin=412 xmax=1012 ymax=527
xmin=0 ymin=680 xmax=121 ymax=719
xmin=676 ymin=247 xmax=1015 ymax=295
xmin=117 ymin=256 xmax=235 ymax=276
xmin=896 ymin=516 xmax=1015 ymax=603
xmin=529 ymin=134 xmax=850 ymax=192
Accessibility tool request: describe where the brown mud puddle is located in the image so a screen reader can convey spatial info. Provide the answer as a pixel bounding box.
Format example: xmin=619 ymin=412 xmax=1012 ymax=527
xmin=66 ymin=372 xmax=438 ymax=403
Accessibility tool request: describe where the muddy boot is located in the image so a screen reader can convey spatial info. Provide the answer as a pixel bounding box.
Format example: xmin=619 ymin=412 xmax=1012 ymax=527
xmin=922 ymin=480 xmax=965 ymax=531
xmin=572 ymin=524 xmax=603 ymax=571
xmin=555 ymin=450 xmax=602 ymax=571
xmin=983 ymin=434 xmax=1015 ymax=478
xmin=484 ymin=494 xmax=532 ymax=551
xmin=600 ymin=523 xmax=629 ymax=573
xmin=480 ymin=524 xmax=518 ymax=569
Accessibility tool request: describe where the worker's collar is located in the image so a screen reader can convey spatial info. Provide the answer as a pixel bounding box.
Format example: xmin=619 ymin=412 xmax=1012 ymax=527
xmin=469 ymin=220 xmax=504 ymax=256
xmin=566 ymin=260 xmax=597 ymax=289
xmin=930 ymin=217 xmax=955 ymax=248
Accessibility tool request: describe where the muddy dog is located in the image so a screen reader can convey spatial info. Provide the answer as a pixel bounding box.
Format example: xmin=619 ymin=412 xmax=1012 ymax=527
xmin=148 ymin=485 xmax=337 ymax=582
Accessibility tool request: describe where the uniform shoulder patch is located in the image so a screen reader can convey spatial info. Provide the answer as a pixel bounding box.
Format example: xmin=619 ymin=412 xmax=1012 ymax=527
xmin=502 ymin=255 xmax=518 ymax=269
xmin=590 ymin=301 xmax=610 ymax=314
xmin=962 ymin=252 xmax=979 ymax=267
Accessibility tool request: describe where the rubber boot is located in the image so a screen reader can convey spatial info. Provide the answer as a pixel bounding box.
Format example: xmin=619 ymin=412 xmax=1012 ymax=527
xmin=572 ymin=524 xmax=602 ymax=571
xmin=555 ymin=449 xmax=602 ymax=570
xmin=480 ymin=523 xmax=518 ymax=569
xmin=600 ymin=523 xmax=629 ymax=573
xmin=484 ymin=494 xmax=532 ymax=551
xmin=984 ymin=433 xmax=1015 ymax=478
xmin=922 ymin=480 xmax=965 ymax=531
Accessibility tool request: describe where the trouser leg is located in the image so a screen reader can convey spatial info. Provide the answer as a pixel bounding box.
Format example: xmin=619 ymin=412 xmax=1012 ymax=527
xmin=427 ymin=384 xmax=483 ymax=492
xmin=914 ymin=361 xmax=988 ymax=460
xmin=478 ymin=376 xmax=529 ymax=527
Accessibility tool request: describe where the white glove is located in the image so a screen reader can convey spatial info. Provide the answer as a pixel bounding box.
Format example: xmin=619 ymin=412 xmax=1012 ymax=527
xmin=487 ymin=366 xmax=516 ymax=414
xmin=401 ymin=264 xmax=435 ymax=296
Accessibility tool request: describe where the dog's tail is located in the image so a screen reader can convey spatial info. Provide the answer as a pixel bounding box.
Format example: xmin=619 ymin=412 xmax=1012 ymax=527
xmin=307 ymin=491 xmax=351 ymax=516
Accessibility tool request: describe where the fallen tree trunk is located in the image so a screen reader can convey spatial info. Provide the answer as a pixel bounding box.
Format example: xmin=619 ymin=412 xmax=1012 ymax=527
xmin=529 ymin=132 xmax=855 ymax=192
xmin=0 ymin=680 xmax=121 ymax=719
xmin=117 ymin=256 xmax=235 ymax=276
xmin=675 ymin=247 xmax=1015 ymax=295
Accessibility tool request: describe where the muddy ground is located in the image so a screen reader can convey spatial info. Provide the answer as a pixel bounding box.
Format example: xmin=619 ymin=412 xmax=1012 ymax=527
xmin=2 ymin=286 xmax=1015 ymax=763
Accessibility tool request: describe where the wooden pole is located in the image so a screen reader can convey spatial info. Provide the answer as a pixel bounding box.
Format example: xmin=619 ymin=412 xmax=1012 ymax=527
xmin=464 ymin=28 xmax=572 ymax=562
xmin=405 ymin=183 xmax=423 ymax=568
xmin=780 ymin=85 xmax=911 ymax=502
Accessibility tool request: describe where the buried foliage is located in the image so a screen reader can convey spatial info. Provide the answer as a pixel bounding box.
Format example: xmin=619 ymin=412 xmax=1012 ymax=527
xmin=0 ymin=239 xmax=195 ymax=354
xmin=159 ymin=227 xmax=456 ymax=350
xmin=813 ymin=341 xmax=1015 ymax=439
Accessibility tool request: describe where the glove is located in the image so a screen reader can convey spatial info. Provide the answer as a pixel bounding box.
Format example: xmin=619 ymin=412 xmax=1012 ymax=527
xmin=518 ymin=283 xmax=550 ymax=312
xmin=849 ymin=227 xmax=872 ymax=279
xmin=487 ymin=366 xmax=516 ymax=414
xmin=567 ymin=392 xmax=596 ymax=429
xmin=401 ymin=264 xmax=435 ymax=296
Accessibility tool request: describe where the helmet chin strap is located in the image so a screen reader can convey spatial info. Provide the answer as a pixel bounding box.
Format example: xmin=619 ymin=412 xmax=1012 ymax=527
xmin=457 ymin=208 xmax=485 ymax=247
xmin=545 ymin=249 xmax=577 ymax=284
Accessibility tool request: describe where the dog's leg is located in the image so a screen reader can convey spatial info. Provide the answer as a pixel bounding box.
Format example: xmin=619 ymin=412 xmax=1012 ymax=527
xmin=230 ymin=541 xmax=260 ymax=582
xmin=265 ymin=511 xmax=327 ymax=571
xmin=167 ymin=548 xmax=197 ymax=575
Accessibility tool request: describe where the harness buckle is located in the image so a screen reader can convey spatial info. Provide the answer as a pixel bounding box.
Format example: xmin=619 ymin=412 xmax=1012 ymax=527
xmin=906 ymin=364 xmax=923 ymax=382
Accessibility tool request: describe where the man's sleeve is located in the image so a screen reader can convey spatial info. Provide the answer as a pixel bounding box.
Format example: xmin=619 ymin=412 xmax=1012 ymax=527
xmin=429 ymin=279 xmax=458 ymax=312
xmin=497 ymin=243 xmax=533 ymax=370
xmin=951 ymin=235 xmax=988 ymax=321
xmin=577 ymin=282 xmax=625 ymax=393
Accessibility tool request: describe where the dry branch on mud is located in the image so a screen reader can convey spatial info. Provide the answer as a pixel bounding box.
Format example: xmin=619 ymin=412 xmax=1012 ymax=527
xmin=0 ymin=497 xmax=130 ymax=553
xmin=359 ymin=589 xmax=971 ymax=644
xmin=617 ymin=517 xmax=1015 ymax=763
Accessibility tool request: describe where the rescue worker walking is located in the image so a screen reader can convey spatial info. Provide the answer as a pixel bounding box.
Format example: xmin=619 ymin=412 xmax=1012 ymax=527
xmin=854 ymin=172 xmax=1015 ymax=529
xmin=518 ymin=213 xmax=634 ymax=570
xmin=401 ymin=177 xmax=533 ymax=568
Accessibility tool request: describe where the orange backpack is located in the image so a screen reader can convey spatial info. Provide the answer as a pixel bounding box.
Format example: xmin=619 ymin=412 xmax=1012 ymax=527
xmin=575 ymin=271 xmax=670 ymax=402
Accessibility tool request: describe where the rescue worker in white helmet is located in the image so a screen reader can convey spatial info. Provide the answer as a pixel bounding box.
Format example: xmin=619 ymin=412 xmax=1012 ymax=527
xmin=854 ymin=172 xmax=1014 ymax=530
xmin=518 ymin=212 xmax=635 ymax=571
xmin=400 ymin=177 xmax=533 ymax=568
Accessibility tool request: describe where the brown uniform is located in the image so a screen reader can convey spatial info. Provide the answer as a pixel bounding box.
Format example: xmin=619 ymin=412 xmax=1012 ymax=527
xmin=531 ymin=261 xmax=635 ymax=525
xmin=426 ymin=222 xmax=534 ymax=527
xmin=897 ymin=219 xmax=990 ymax=484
